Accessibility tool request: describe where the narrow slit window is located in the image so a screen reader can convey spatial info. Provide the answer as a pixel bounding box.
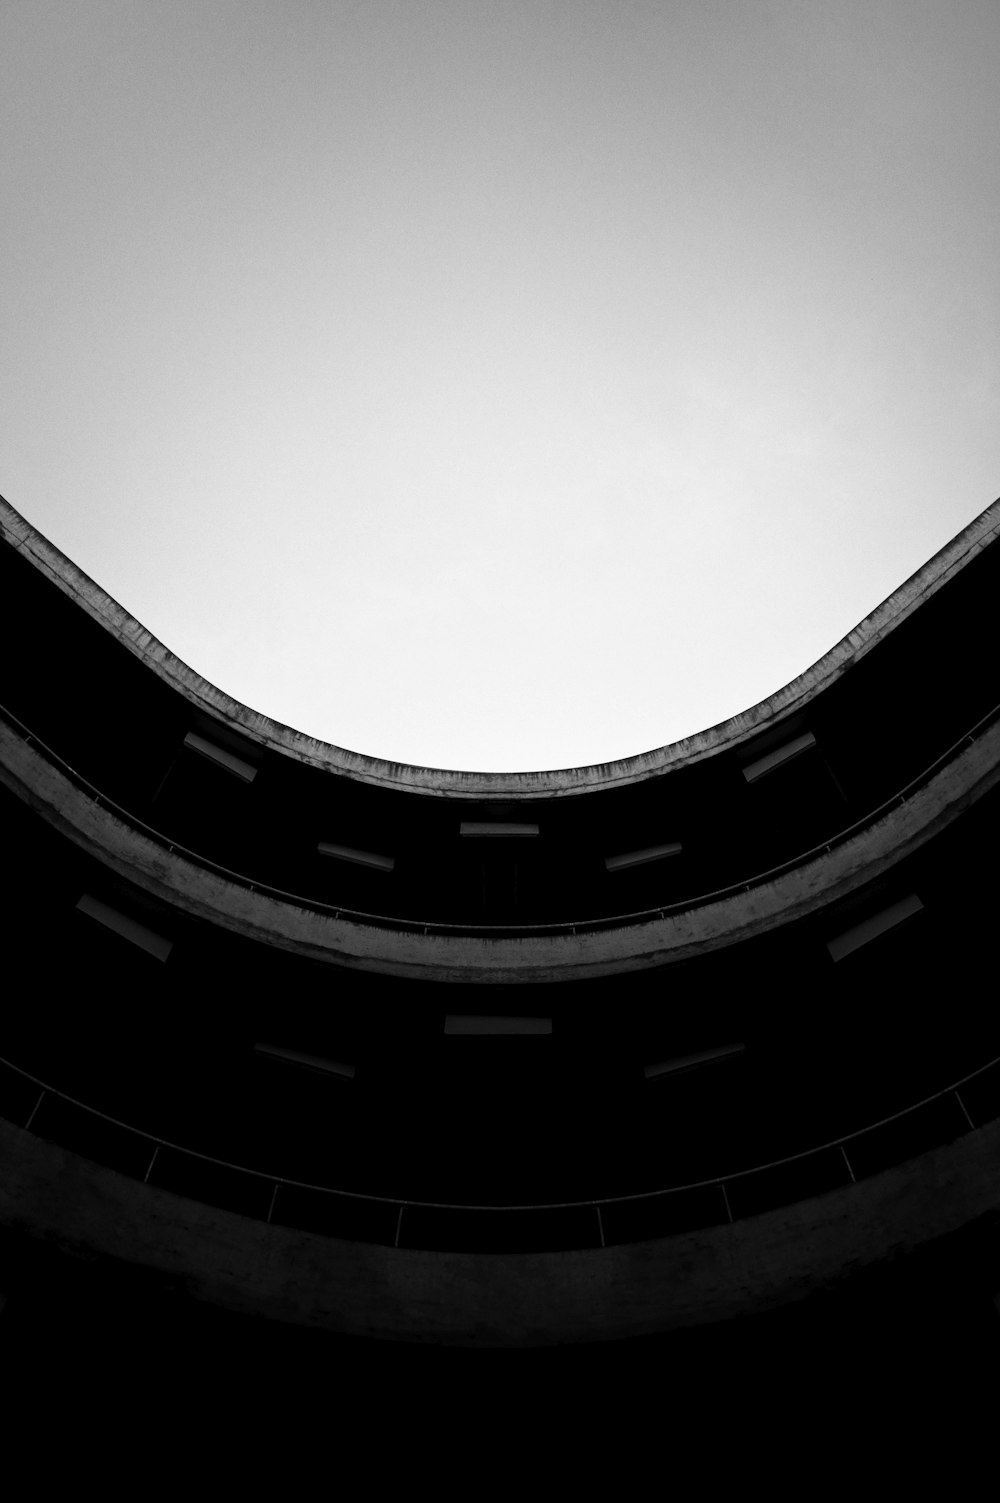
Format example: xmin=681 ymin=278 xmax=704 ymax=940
xmin=76 ymin=893 xmax=173 ymax=962
xmin=460 ymin=822 xmax=540 ymax=838
xmin=644 ymin=1043 xmax=745 ymax=1079
xmin=444 ymin=1016 xmax=553 ymax=1035
xmin=182 ymin=731 xmax=257 ymax=783
xmin=825 ymin=894 xmax=924 ymax=962
xmin=606 ymin=841 xmax=682 ymax=873
xmin=316 ymin=842 xmax=394 ymax=873
xmin=742 ymin=731 xmax=817 ymax=783
xmin=254 ymin=1044 xmax=355 ymax=1079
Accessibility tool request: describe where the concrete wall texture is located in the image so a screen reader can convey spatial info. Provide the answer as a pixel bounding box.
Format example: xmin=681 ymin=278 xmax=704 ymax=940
xmin=3 ymin=1115 xmax=999 ymax=1346
xmin=2 ymin=494 xmax=1000 ymax=1348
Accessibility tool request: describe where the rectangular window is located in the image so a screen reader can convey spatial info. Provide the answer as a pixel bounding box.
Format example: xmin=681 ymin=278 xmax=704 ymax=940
xmin=606 ymin=841 xmax=682 ymax=873
xmin=76 ymin=893 xmax=173 ymax=962
xmin=644 ymin=1043 xmax=745 ymax=1079
xmin=741 ymin=730 xmax=817 ymax=783
xmin=460 ymin=822 xmax=540 ymax=837
xmin=254 ymin=1044 xmax=355 ymax=1079
xmin=316 ymin=842 xmax=394 ymax=873
xmin=825 ymin=893 xmax=924 ymax=962
xmin=182 ymin=731 xmax=257 ymax=783
xmin=444 ymin=1016 xmax=553 ymax=1035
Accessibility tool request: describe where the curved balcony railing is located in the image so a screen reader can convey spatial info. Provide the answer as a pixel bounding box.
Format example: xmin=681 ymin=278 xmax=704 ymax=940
xmin=2 ymin=696 xmax=999 ymax=938
xmin=3 ymin=1052 xmax=998 ymax=1253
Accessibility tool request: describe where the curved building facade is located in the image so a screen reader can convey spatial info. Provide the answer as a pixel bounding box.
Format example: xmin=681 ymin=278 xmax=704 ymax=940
xmin=2 ymin=493 xmax=1000 ymax=1376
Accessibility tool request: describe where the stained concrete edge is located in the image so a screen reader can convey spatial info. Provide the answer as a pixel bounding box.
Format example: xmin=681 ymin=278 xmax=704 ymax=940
xmin=2 ymin=1115 xmax=998 ymax=1347
xmin=3 ymin=491 xmax=999 ymax=798
xmin=3 ymin=710 xmax=998 ymax=981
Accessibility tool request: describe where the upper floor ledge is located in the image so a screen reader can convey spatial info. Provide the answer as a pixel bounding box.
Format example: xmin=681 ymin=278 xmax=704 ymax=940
xmin=3 ymin=492 xmax=999 ymax=800
xmin=4 ymin=703 xmax=998 ymax=981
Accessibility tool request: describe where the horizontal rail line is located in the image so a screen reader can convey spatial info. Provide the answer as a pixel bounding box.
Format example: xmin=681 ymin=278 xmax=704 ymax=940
xmin=2 ymin=1051 xmax=996 ymax=1214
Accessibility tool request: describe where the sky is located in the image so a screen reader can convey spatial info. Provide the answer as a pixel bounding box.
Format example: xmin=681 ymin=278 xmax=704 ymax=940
xmin=2 ymin=1 xmax=997 ymax=772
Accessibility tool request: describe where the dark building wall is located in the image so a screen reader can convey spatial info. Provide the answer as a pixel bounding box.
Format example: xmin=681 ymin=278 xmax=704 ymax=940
xmin=3 ymin=1115 xmax=1000 ymax=1346
xmin=2 ymin=493 xmax=1000 ymax=1350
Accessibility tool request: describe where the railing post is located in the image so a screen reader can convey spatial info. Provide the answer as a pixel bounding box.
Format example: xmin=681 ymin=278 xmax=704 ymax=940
xmin=143 ymin=1145 xmax=160 ymax=1184
xmin=818 ymin=748 xmax=849 ymax=805
xmin=954 ymin=1089 xmax=976 ymax=1131
xmin=595 ymin=1204 xmax=606 ymax=1248
xmin=151 ymin=751 xmax=179 ymax=807
xmin=840 ymin=1143 xmax=856 ymax=1182
xmin=23 ymin=1089 xmax=45 ymax=1132
xmin=266 ymin=1181 xmax=280 ymax=1225
xmin=393 ymin=1205 xmax=404 ymax=1248
xmin=719 ymin=1181 xmax=733 ymax=1224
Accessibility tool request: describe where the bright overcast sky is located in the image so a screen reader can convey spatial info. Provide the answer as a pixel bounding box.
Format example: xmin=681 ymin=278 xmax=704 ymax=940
xmin=2 ymin=2 xmax=997 ymax=771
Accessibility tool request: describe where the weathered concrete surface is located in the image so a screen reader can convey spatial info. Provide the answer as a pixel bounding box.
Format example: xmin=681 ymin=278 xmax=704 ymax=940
xmin=4 ymin=491 xmax=999 ymax=799
xmin=2 ymin=1115 xmax=998 ymax=1346
xmin=2 ymin=712 xmax=998 ymax=982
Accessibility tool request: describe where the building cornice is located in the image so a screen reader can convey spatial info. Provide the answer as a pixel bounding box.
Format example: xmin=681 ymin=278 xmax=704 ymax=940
xmin=3 ymin=492 xmax=999 ymax=799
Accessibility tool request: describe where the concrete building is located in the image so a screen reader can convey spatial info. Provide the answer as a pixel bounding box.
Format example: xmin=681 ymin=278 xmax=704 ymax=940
xmin=2 ymin=492 xmax=999 ymax=1423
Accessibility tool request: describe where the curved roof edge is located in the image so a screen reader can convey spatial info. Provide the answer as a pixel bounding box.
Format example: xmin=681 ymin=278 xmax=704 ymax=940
xmin=3 ymin=492 xmax=999 ymax=799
